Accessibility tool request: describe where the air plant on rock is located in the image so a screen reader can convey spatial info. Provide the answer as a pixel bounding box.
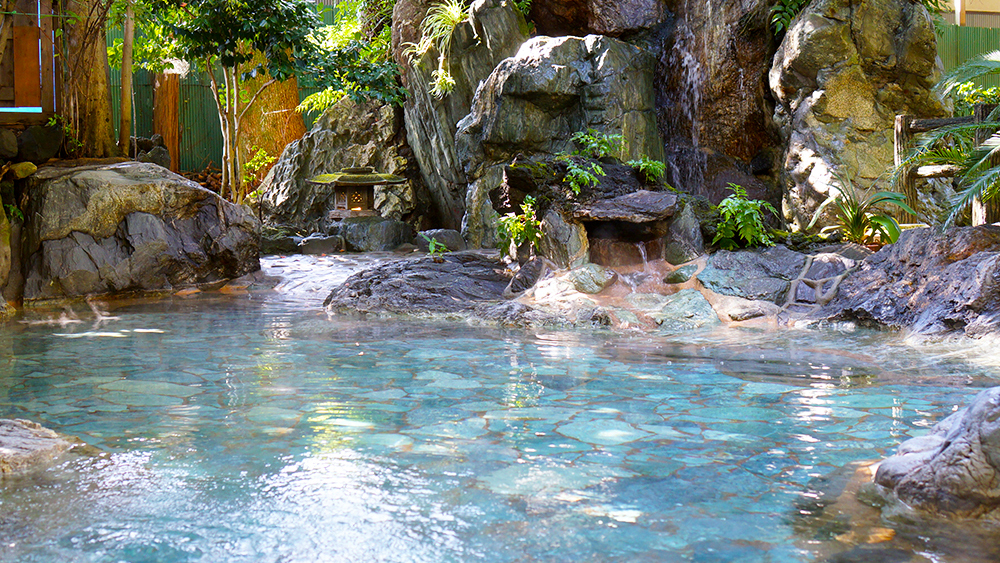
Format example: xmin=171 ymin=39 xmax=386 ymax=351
xmin=811 ymin=174 xmax=915 ymax=247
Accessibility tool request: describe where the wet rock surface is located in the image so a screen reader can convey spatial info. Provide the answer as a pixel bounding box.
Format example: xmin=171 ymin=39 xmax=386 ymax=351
xmin=19 ymin=162 xmax=260 ymax=301
xmin=458 ymin=34 xmax=663 ymax=247
xmin=0 ymin=419 xmax=74 ymax=474
xmin=324 ymin=252 xmax=511 ymax=316
xmin=698 ymin=245 xmax=807 ymax=304
xmin=874 ymin=386 xmax=1000 ymax=518
xmin=820 ymin=226 xmax=1000 ymax=336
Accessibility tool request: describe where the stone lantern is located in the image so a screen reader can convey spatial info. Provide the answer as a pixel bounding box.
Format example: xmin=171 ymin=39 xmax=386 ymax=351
xmin=307 ymin=167 xmax=406 ymax=219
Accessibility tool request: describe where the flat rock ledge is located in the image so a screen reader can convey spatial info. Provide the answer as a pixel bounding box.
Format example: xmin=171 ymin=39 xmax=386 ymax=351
xmin=0 ymin=419 xmax=74 ymax=474
xmin=873 ymin=387 xmax=1000 ymax=519
xmin=819 ymin=226 xmax=1000 ymax=337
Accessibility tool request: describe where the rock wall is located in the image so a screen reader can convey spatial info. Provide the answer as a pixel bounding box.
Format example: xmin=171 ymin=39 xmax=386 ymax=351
xmin=770 ymin=0 xmax=947 ymax=230
xmin=391 ymin=0 xmax=528 ymax=230
xmin=657 ymin=0 xmax=779 ymax=205
xmin=260 ymin=96 xmax=425 ymax=232
xmin=457 ymin=35 xmax=664 ymax=247
xmin=18 ymin=162 xmax=259 ymax=301
xmin=528 ymin=0 xmax=668 ymax=36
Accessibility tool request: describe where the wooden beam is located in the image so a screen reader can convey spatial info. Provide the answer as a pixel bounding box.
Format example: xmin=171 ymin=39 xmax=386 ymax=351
xmin=39 ymin=0 xmax=52 ymax=114
xmin=909 ymin=116 xmax=973 ymax=133
xmin=12 ymin=25 xmax=40 ymax=107
xmin=915 ymin=164 xmax=961 ymax=178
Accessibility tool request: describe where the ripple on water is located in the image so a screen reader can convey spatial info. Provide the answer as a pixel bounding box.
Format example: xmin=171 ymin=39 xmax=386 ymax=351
xmin=1 ymin=256 xmax=1000 ymax=562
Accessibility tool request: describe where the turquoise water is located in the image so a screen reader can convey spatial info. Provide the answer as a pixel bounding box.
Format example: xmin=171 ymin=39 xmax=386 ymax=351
xmin=1 ymin=260 xmax=999 ymax=562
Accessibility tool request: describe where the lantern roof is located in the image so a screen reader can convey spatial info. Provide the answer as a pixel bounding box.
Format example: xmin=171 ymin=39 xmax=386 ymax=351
xmin=307 ymin=167 xmax=406 ymax=186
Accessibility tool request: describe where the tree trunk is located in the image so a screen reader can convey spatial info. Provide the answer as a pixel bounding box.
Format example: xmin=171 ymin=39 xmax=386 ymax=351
xmin=62 ymin=0 xmax=116 ymax=158
xmin=118 ymin=0 xmax=133 ymax=153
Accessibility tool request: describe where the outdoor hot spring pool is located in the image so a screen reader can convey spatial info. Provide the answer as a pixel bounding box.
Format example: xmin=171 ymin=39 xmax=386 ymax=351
xmin=2 ymin=256 xmax=1000 ymax=563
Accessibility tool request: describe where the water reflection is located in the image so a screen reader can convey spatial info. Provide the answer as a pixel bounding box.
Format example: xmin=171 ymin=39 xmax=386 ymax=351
xmin=2 ymin=276 xmax=1000 ymax=561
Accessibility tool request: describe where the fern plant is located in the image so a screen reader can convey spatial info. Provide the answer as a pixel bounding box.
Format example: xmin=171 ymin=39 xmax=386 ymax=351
xmin=770 ymin=0 xmax=810 ymax=35
xmin=627 ymin=157 xmax=666 ymax=183
xmin=559 ymin=157 xmax=605 ymax=194
xmin=712 ymin=183 xmax=778 ymax=249
xmin=571 ymin=129 xmax=623 ymax=159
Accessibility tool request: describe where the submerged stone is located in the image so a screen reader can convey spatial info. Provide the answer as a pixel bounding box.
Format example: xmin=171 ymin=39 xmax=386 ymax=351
xmin=566 ymin=263 xmax=616 ymax=294
xmin=0 ymin=419 xmax=74 ymax=474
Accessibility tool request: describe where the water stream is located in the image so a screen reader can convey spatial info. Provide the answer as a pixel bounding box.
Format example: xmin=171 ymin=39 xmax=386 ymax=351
xmin=1 ymin=255 xmax=999 ymax=562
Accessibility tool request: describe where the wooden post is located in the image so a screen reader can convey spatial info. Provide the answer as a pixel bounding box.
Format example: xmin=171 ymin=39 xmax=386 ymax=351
xmin=972 ymin=104 xmax=1000 ymax=225
xmin=894 ymin=114 xmax=917 ymax=223
xmin=153 ymin=72 xmax=180 ymax=172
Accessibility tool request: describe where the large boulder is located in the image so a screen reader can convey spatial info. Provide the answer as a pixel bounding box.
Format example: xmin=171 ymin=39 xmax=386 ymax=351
xmin=324 ymin=252 xmax=511 ymax=316
xmin=1 ymin=419 xmax=74 ymax=473
xmin=770 ymin=0 xmax=947 ymax=230
xmin=874 ymin=387 xmax=1000 ymax=518
xmin=820 ymin=226 xmax=1000 ymax=337
xmin=457 ymin=34 xmax=664 ymax=247
xmin=697 ymin=245 xmax=807 ymax=304
xmin=19 ymin=162 xmax=260 ymax=301
xmin=260 ymin=96 xmax=424 ymax=232
xmin=391 ymin=0 xmax=528 ymax=230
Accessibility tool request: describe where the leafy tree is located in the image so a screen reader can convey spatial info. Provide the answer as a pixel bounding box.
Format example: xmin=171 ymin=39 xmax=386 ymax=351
xmin=146 ymin=0 xmax=322 ymax=202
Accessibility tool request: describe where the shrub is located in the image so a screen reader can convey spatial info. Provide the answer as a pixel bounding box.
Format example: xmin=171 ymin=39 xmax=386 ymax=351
xmin=497 ymin=195 xmax=543 ymax=252
xmin=712 ymin=183 xmax=778 ymax=249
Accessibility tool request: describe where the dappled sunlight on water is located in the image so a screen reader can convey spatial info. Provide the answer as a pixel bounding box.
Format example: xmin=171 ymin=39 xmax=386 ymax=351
xmin=1 ymin=256 xmax=999 ymax=562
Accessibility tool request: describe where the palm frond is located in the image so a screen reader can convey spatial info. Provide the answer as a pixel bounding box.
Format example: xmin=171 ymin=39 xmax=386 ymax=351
xmin=936 ymin=50 xmax=1000 ymax=97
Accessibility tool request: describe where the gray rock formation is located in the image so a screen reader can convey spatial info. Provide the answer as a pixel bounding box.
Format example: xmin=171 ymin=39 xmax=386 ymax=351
xmin=337 ymin=217 xmax=416 ymax=252
xmin=0 ymin=419 xmax=74 ymax=473
xmin=457 ymin=34 xmax=664 ymax=247
xmin=528 ymin=0 xmax=668 ymax=36
xmin=697 ymin=245 xmax=807 ymax=303
xmin=260 ymin=96 xmax=424 ymax=232
xmin=820 ymin=226 xmax=1000 ymax=337
xmin=392 ymin=0 xmax=528 ymax=230
xmin=16 ymin=124 xmax=63 ymax=164
xmin=137 ymin=146 xmax=171 ymax=170
xmin=0 ymin=128 xmax=17 ymax=159
xmin=416 ymin=229 xmax=468 ymax=252
xmin=770 ymin=0 xmax=947 ymax=230
xmin=324 ymin=252 xmax=511 ymax=315
xmin=19 ymin=162 xmax=260 ymax=301
xmin=874 ymin=387 xmax=1000 ymax=518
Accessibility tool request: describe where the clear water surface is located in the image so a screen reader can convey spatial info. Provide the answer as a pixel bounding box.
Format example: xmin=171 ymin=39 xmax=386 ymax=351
xmin=2 ymin=255 xmax=999 ymax=563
